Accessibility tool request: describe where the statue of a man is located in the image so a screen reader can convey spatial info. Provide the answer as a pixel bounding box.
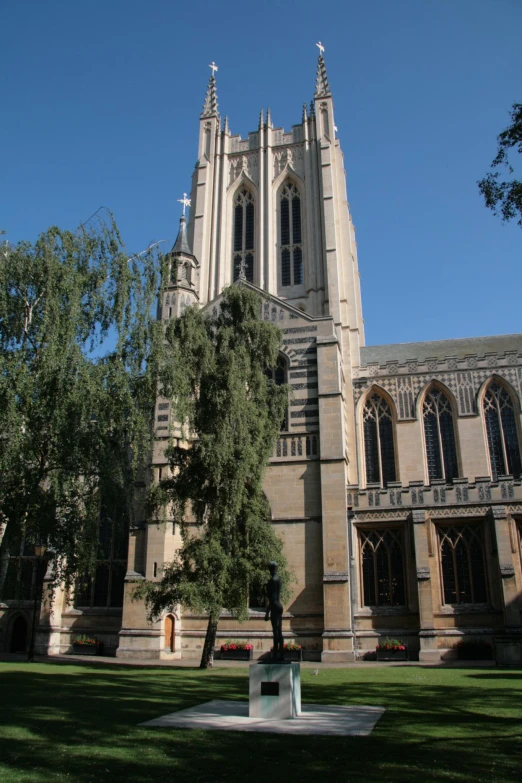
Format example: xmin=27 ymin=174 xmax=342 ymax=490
xmin=265 ymin=561 xmax=284 ymax=661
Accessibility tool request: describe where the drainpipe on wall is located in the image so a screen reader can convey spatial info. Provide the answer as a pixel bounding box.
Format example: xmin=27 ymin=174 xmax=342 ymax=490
xmin=347 ymin=509 xmax=358 ymax=660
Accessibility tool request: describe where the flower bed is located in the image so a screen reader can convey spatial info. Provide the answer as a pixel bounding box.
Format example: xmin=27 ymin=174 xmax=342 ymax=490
xmin=375 ymin=638 xmax=408 ymax=662
xmin=72 ymin=636 xmax=103 ymax=656
xmin=282 ymin=643 xmax=303 ymax=661
xmin=220 ymin=641 xmax=254 ymax=661
xmin=263 ymin=643 xmax=303 ymax=662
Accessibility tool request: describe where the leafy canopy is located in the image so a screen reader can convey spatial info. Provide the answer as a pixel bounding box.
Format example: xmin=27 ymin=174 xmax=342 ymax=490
xmin=0 ymin=212 xmax=164 ymax=589
xmin=138 ymin=285 xmax=292 ymax=621
xmin=478 ymin=102 xmax=522 ymax=226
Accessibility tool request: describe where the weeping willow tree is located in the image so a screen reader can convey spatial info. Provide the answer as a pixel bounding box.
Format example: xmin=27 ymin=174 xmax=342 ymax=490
xmin=478 ymin=102 xmax=522 ymax=227
xmin=136 ymin=285 xmax=292 ymax=668
xmin=0 ymin=212 xmax=165 ymax=595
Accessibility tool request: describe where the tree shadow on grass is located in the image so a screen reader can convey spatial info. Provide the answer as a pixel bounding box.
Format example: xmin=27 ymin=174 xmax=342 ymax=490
xmin=0 ymin=663 xmax=521 ymax=783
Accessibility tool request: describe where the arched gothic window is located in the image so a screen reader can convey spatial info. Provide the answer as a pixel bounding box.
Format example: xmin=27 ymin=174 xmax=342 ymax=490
xmin=423 ymin=387 xmax=459 ymax=482
xmin=363 ymin=393 xmax=396 ymax=486
xmin=438 ymin=525 xmax=487 ymax=605
xmin=74 ymin=517 xmax=128 ymax=609
xmin=265 ymin=355 xmax=287 ymax=430
xmin=359 ymin=528 xmax=405 ymax=607
xmin=483 ymin=382 xmax=522 ymax=480
xmin=280 ymin=183 xmax=303 ymax=287
xmin=233 ymin=188 xmax=255 ymax=283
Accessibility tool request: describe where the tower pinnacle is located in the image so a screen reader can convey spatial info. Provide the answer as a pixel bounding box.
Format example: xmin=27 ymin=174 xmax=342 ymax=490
xmin=171 ymin=213 xmax=193 ymax=256
xmin=314 ymin=43 xmax=331 ymax=98
xmin=201 ymin=63 xmax=219 ymax=118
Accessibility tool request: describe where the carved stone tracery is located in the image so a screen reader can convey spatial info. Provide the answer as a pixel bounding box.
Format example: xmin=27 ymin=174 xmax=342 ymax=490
xmin=354 ymin=365 xmax=521 ymax=419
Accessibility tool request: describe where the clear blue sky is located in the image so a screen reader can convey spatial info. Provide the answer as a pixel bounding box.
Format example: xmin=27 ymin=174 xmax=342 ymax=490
xmin=2 ymin=0 xmax=521 ymax=346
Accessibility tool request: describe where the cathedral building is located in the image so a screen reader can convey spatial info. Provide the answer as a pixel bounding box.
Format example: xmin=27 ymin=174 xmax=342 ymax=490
xmin=2 ymin=51 xmax=522 ymax=664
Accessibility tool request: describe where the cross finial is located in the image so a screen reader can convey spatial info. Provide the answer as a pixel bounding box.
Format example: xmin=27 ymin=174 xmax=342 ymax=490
xmin=316 ymin=41 xmax=325 ymax=55
xmin=209 ymin=61 xmax=218 ymax=76
xmin=177 ymin=193 xmax=191 ymax=217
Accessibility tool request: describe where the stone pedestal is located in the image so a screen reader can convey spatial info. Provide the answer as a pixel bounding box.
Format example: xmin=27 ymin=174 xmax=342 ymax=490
xmin=249 ymin=663 xmax=301 ymax=719
xmin=495 ymin=635 xmax=522 ymax=665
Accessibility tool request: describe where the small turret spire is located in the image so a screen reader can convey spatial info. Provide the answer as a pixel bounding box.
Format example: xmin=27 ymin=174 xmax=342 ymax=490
xmin=172 ymin=215 xmax=193 ymax=256
xmin=302 ymin=102 xmax=308 ymax=122
xmin=259 ymin=108 xmax=264 ymax=128
xmin=171 ymin=193 xmax=193 ymax=256
xmin=266 ymin=107 xmax=272 ymax=128
xmin=201 ymin=62 xmax=219 ymax=118
xmin=314 ymin=42 xmax=331 ymax=98
xmin=223 ymin=115 xmax=230 ymax=134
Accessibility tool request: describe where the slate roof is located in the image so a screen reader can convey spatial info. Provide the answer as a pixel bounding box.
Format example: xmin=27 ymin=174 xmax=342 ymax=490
xmin=171 ymin=216 xmax=193 ymax=257
xmin=360 ymin=334 xmax=522 ymax=366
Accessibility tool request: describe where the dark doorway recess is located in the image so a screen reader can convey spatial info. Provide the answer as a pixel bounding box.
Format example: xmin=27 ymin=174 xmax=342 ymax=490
xmin=10 ymin=615 xmax=28 ymax=652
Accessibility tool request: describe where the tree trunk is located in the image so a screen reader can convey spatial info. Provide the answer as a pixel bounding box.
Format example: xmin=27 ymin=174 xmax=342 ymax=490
xmin=199 ymin=611 xmax=219 ymax=669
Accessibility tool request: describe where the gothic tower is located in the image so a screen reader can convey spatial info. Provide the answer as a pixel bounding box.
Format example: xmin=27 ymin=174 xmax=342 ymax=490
xmin=117 ymin=48 xmax=367 ymax=662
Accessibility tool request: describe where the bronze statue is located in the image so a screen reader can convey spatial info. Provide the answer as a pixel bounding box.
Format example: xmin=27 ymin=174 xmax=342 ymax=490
xmin=265 ymin=561 xmax=284 ymax=660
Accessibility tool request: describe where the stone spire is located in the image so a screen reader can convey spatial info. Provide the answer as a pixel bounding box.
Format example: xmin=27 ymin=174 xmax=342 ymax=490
xmin=201 ymin=63 xmax=219 ymax=118
xmin=314 ymin=45 xmax=331 ymax=98
xmin=302 ymin=102 xmax=308 ymax=122
xmin=259 ymin=108 xmax=264 ymax=128
xmin=171 ymin=214 xmax=193 ymax=257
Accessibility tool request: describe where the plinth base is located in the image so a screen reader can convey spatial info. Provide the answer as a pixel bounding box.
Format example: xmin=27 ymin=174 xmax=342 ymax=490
xmin=249 ymin=662 xmax=301 ymax=719
xmin=141 ymin=700 xmax=385 ymax=736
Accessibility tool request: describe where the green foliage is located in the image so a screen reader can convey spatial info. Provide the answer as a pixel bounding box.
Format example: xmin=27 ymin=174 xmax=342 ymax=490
xmin=136 ymin=285 xmax=292 ymax=623
xmin=478 ymin=102 xmax=522 ymax=226
xmin=0 ymin=211 xmax=164 ymax=591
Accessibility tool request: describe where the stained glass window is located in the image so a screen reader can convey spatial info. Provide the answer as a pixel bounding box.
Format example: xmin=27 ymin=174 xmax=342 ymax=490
xmin=362 ymin=393 xmax=397 ymax=486
xmin=438 ymin=525 xmax=487 ymax=605
xmin=1 ymin=535 xmax=45 ymax=602
xmin=280 ymin=183 xmax=303 ymax=287
xmin=359 ymin=528 xmax=406 ymax=607
xmin=75 ymin=517 xmax=128 ymax=609
xmin=423 ymin=387 xmax=459 ymax=482
xmin=483 ymin=382 xmax=522 ymax=480
xmin=232 ymin=189 xmax=255 ymax=283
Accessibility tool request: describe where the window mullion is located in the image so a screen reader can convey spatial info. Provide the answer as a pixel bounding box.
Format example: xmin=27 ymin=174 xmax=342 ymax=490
xmin=242 ymin=199 xmax=246 ymax=264
xmin=466 ymin=540 xmax=474 ymax=604
xmin=373 ymin=549 xmax=379 ymax=607
xmin=376 ymin=413 xmax=383 ymax=486
xmin=387 ymin=545 xmax=392 ymax=605
xmin=436 ymin=408 xmax=446 ymax=481
xmin=452 ymin=546 xmax=458 ymax=604
xmin=498 ymin=403 xmax=509 ymax=475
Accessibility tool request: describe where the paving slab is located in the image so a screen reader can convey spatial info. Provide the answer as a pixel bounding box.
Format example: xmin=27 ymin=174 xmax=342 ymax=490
xmin=140 ymin=699 xmax=385 ymax=736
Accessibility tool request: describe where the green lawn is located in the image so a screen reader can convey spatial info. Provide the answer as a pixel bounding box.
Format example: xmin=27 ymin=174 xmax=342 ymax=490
xmin=0 ymin=662 xmax=521 ymax=783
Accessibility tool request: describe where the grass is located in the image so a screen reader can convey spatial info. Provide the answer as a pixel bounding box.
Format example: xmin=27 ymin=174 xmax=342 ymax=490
xmin=0 ymin=662 xmax=521 ymax=783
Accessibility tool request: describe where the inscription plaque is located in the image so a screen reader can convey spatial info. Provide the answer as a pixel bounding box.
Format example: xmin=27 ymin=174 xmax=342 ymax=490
xmin=261 ymin=681 xmax=280 ymax=696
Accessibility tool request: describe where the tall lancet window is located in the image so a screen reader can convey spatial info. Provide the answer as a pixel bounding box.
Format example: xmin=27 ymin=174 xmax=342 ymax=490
xmin=363 ymin=393 xmax=397 ymax=486
xmin=265 ymin=355 xmax=288 ymax=431
xmin=280 ymin=183 xmax=303 ymax=287
xmin=423 ymin=387 xmax=459 ymax=482
xmin=233 ymin=188 xmax=255 ymax=283
xmin=483 ymin=381 xmax=522 ymax=480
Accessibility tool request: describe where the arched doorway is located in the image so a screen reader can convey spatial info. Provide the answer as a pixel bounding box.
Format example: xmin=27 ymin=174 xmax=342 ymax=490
xmin=10 ymin=616 xmax=28 ymax=653
xmin=164 ymin=615 xmax=175 ymax=652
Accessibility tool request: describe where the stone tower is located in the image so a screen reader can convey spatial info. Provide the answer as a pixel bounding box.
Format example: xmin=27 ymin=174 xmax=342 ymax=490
xmin=117 ymin=48 xmax=367 ymax=662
